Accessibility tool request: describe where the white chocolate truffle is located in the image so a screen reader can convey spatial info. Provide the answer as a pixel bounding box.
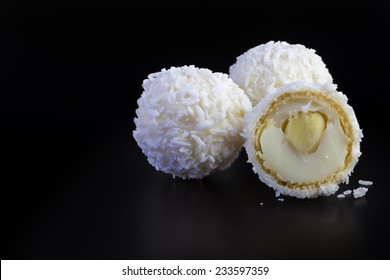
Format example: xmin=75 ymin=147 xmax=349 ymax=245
xmin=133 ymin=65 xmax=252 ymax=179
xmin=243 ymin=81 xmax=362 ymax=198
xmin=229 ymin=41 xmax=333 ymax=106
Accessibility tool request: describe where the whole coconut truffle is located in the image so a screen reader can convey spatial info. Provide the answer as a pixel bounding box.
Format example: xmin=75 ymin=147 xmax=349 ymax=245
xmin=133 ymin=65 xmax=252 ymax=179
xmin=229 ymin=41 xmax=333 ymax=106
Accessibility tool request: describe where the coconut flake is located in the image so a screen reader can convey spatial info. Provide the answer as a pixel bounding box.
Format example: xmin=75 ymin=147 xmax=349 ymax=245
xmin=343 ymin=190 xmax=352 ymax=195
xmin=358 ymin=180 xmax=373 ymax=186
xmin=353 ymin=187 xmax=368 ymax=198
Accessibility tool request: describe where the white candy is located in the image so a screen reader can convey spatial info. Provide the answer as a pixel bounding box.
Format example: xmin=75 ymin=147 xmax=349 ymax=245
xmin=133 ymin=65 xmax=252 ymax=179
xmin=230 ymin=41 xmax=333 ymax=106
xmin=243 ymin=82 xmax=362 ymax=199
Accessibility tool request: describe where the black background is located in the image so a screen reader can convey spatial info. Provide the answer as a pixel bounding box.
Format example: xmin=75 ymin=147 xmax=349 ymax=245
xmin=2 ymin=0 xmax=390 ymax=259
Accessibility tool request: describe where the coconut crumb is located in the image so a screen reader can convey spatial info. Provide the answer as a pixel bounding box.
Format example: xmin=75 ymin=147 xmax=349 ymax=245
xmin=353 ymin=187 xmax=368 ymax=198
xmin=260 ymin=202 xmax=264 ymax=206
xmin=337 ymin=194 xmax=345 ymax=199
xmin=343 ymin=190 xmax=352 ymax=195
xmin=278 ymin=198 xmax=284 ymax=202
xmin=358 ymin=180 xmax=373 ymax=186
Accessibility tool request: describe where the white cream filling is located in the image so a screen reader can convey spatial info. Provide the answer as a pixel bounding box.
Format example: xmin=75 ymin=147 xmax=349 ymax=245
xmin=258 ymin=98 xmax=348 ymax=184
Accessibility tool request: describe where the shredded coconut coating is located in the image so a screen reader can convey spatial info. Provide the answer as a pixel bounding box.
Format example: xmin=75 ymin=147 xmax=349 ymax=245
xmin=243 ymin=81 xmax=363 ymax=199
xmin=229 ymin=41 xmax=333 ymax=106
xmin=133 ymin=65 xmax=252 ymax=179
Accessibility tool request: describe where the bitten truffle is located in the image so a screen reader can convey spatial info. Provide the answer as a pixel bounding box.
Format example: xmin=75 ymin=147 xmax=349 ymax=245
xmin=229 ymin=41 xmax=333 ymax=106
xmin=133 ymin=65 xmax=252 ymax=179
xmin=243 ymin=82 xmax=362 ymax=198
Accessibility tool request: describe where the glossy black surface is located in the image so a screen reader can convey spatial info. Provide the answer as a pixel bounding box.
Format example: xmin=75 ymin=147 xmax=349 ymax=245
xmin=2 ymin=1 xmax=390 ymax=259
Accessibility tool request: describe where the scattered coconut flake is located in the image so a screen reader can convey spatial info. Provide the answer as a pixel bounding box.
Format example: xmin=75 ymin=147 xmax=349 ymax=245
xmin=358 ymin=180 xmax=373 ymax=186
xmin=353 ymin=187 xmax=368 ymax=198
xmin=343 ymin=190 xmax=352 ymax=195
xmin=337 ymin=194 xmax=345 ymax=199
xmin=278 ymin=198 xmax=284 ymax=202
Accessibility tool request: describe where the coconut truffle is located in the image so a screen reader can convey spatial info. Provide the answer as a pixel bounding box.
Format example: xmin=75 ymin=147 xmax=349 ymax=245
xmin=229 ymin=41 xmax=333 ymax=106
xmin=133 ymin=65 xmax=252 ymax=179
xmin=243 ymin=81 xmax=362 ymax=198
